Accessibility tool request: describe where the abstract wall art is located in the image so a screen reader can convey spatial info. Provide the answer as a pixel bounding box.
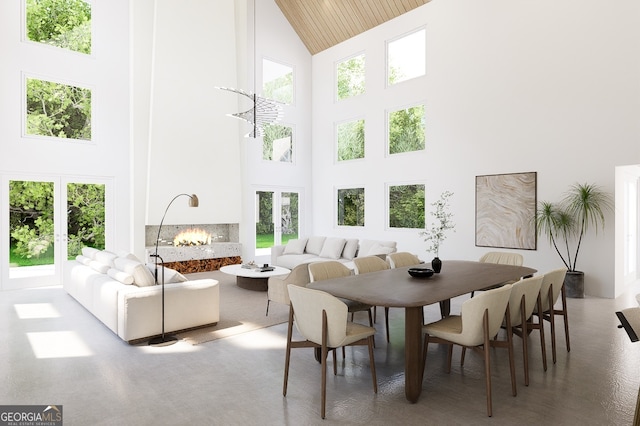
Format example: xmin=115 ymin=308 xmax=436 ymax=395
xmin=475 ymin=171 xmax=537 ymax=250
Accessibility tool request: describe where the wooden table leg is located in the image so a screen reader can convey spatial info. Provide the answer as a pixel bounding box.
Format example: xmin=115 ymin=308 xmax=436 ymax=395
xmin=405 ymin=306 xmax=424 ymax=403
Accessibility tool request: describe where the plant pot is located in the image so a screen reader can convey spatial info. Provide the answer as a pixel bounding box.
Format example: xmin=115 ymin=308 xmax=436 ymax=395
xmin=564 ymin=270 xmax=584 ymax=298
xmin=431 ymin=257 xmax=442 ymax=273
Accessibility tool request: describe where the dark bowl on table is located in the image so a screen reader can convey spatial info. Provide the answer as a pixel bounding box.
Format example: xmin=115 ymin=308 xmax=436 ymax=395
xmin=408 ymin=267 xmax=435 ymax=278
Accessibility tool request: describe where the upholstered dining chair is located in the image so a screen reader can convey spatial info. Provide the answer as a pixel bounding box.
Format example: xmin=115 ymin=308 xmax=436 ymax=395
xmin=308 ymin=261 xmax=374 ymax=327
xmin=353 ymin=256 xmax=392 ymax=341
xmin=283 ymin=285 xmax=377 ymax=419
xmin=422 ymin=284 xmax=515 ymax=417
xmin=532 ymin=268 xmax=569 ymax=364
xmin=387 ymin=251 xmax=421 ymax=268
xmin=503 ymin=275 xmax=544 ymax=386
xmin=265 ymin=262 xmax=311 ymax=316
xmin=471 ymin=251 xmax=524 ymax=297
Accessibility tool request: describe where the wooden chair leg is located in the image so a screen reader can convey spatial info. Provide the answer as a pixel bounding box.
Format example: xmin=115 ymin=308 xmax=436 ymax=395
xmin=561 ymin=284 xmax=571 ymax=352
xmin=548 ymin=288 xmax=557 ymax=364
xmin=505 ymin=305 xmax=517 ymax=397
xmin=483 ymin=311 xmax=493 ymax=417
xmin=321 ymin=311 xmax=328 ymax=419
xmin=368 ymin=336 xmax=378 ymax=393
xmin=265 ymin=299 xmax=270 ymax=316
xmin=422 ymin=334 xmax=429 ymax=376
xmin=537 ymin=294 xmax=548 ymax=372
xmin=447 ymin=344 xmax=453 ymax=373
xmin=283 ymin=306 xmax=294 ymax=396
xmin=385 ymin=307 xmax=390 ymax=342
xmin=520 ymin=298 xmax=530 ymax=386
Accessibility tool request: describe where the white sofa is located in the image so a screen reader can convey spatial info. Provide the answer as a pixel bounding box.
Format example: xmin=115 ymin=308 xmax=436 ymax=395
xmin=63 ymin=250 xmax=220 ymax=343
xmin=270 ymin=236 xmax=397 ymax=269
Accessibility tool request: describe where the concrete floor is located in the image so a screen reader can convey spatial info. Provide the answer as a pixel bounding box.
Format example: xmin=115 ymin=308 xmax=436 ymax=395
xmin=2 ymin=274 xmax=640 ymax=425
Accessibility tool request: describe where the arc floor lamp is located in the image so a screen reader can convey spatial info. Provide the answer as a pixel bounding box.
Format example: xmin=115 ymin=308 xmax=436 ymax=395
xmin=149 ymin=193 xmax=199 ymax=346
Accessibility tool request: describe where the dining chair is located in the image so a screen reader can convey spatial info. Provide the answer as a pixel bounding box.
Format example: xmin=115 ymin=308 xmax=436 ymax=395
xmin=387 ymin=251 xmax=421 ymax=268
xmin=353 ymin=256 xmax=392 ymax=341
xmin=308 ymin=261 xmax=374 ymax=327
xmin=422 ymin=284 xmax=515 ymax=417
xmin=532 ymin=268 xmax=569 ymax=364
xmin=283 ymin=285 xmax=377 ymax=419
xmin=503 ymin=275 xmax=544 ymax=386
xmin=470 ymin=251 xmax=524 ymax=297
xmin=265 ymin=262 xmax=311 ymax=316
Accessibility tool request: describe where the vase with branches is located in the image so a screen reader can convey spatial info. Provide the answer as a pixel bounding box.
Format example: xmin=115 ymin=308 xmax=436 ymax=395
xmin=419 ymin=191 xmax=455 ymax=272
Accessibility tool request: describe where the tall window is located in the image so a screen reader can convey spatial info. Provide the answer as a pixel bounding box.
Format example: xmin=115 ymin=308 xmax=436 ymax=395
xmin=262 ymin=123 xmax=293 ymax=163
xmin=337 ymin=119 xmax=365 ymax=161
xmin=387 ymin=28 xmax=425 ymax=85
xmin=388 ymin=184 xmax=425 ymax=229
xmin=26 ymin=0 xmax=92 ymax=55
xmin=337 ymin=53 xmax=365 ymax=101
xmin=388 ymin=104 xmax=425 ymax=155
xmin=25 ymin=77 xmax=92 ymax=141
xmin=337 ymin=188 xmax=365 ymax=227
xmin=262 ymin=58 xmax=293 ymax=104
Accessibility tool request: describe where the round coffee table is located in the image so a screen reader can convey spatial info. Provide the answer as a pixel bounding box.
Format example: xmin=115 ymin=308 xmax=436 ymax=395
xmin=220 ymin=264 xmax=290 ymax=291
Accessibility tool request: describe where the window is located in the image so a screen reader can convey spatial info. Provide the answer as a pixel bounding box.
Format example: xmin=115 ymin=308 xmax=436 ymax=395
xmin=388 ymin=104 xmax=425 ymax=155
xmin=337 ymin=188 xmax=365 ymax=227
xmin=337 ymin=119 xmax=365 ymax=161
xmin=262 ymin=123 xmax=293 ymax=163
xmin=25 ymin=77 xmax=92 ymax=141
xmin=388 ymin=184 xmax=425 ymax=229
xmin=262 ymin=58 xmax=293 ymax=104
xmin=25 ymin=0 xmax=92 ymax=55
xmin=387 ymin=28 xmax=425 ymax=85
xmin=337 ymin=53 xmax=365 ymax=100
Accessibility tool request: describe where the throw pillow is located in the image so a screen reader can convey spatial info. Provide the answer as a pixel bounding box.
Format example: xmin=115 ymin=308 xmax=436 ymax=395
xmin=283 ymin=238 xmax=308 ymax=255
xmin=89 ymin=260 xmax=110 ymax=274
xmin=116 ymin=251 xmax=142 ymax=263
xmin=146 ymin=264 xmax=188 ymax=284
xmin=94 ymin=250 xmax=118 ymax=268
xmin=342 ymin=239 xmax=359 ymax=260
xmin=75 ymin=255 xmax=92 ymax=266
xmin=107 ymin=268 xmax=134 ymax=285
xmin=81 ymin=247 xmax=100 ymax=260
xmin=114 ymin=257 xmax=156 ymax=287
xmin=366 ymin=243 xmax=395 ymax=256
xmin=319 ymin=237 xmax=347 ymax=259
xmin=305 ymin=236 xmax=326 ymax=255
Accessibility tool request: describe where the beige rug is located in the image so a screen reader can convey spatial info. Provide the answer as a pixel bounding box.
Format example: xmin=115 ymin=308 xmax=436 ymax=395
xmin=176 ymin=270 xmax=290 ymax=345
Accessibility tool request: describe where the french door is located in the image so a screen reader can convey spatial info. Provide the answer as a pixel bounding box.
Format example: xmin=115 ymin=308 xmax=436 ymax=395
xmin=254 ymin=188 xmax=301 ymax=258
xmin=1 ymin=175 xmax=111 ymax=290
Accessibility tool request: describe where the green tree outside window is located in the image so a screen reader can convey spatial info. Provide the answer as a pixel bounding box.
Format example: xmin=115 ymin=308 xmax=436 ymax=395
xmin=389 ymin=184 xmax=425 ymax=229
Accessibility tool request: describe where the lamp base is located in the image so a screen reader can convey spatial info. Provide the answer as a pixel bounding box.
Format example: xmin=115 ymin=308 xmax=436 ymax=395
xmin=148 ymin=334 xmax=178 ymax=347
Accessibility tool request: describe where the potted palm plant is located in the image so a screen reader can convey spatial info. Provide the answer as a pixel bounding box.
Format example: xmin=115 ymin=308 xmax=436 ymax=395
xmin=535 ymin=182 xmax=613 ymax=298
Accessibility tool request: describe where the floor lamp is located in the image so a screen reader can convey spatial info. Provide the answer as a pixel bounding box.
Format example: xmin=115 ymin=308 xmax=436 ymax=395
xmin=148 ymin=193 xmax=199 ymax=346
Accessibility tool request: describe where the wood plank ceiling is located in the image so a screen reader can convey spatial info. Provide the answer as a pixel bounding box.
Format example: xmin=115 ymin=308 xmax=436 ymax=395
xmin=274 ymin=0 xmax=432 ymax=55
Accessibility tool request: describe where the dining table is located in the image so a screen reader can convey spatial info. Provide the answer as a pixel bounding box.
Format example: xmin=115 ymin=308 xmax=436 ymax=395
xmin=307 ymin=259 xmax=537 ymax=403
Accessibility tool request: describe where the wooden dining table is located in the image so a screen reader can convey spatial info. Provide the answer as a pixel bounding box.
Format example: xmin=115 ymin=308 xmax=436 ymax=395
xmin=307 ymin=260 xmax=537 ymax=403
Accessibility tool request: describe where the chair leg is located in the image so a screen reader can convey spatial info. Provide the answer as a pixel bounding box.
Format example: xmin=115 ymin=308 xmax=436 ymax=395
xmin=283 ymin=306 xmax=295 ymax=397
xmin=368 ymin=335 xmax=378 ymax=393
xmin=421 ymin=334 xmax=429 ymax=377
xmin=548 ymin=288 xmax=557 ymax=364
xmin=537 ymin=294 xmax=548 ymax=372
xmin=373 ymin=306 xmax=377 ymax=323
xmin=520 ymin=297 xmax=530 ymax=386
xmin=504 ymin=305 xmax=517 ymax=397
xmin=384 ymin=307 xmax=390 ymax=342
xmin=265 ymin=300 xmax=270 ymax=316
xmin=460 ymin=347 xmax=466 ymax=367
xmin=482 ymin=311 xmax=493 ymax=417
xmin=321 ymin=311 xmax=328 ymax=419
xmin=561 ymin=284 xmax=571 ymax=352
xmin=447 ymin=344 xmax=453 ymax=373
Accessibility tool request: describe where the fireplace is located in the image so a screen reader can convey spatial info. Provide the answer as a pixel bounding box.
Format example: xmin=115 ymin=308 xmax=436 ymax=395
xmin=145 ymin=223 xmax=242 ymax=273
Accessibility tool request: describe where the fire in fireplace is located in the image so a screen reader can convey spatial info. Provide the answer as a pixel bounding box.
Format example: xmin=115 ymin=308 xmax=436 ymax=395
xmin=173 ymin=228 xmax=212 ymax=246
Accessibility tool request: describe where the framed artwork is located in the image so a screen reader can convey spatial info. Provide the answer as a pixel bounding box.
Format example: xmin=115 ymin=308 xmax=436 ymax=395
xmin=475 ymin=172 xmax=537 ymax=250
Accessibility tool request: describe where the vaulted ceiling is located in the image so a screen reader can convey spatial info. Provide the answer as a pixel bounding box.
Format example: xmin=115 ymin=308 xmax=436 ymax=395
xmin=274 ymin=0 xmax=432 ymax=55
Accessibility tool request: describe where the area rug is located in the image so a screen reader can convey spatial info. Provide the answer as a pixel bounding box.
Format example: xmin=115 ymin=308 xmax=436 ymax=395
xmin=176 ymin=270 xmax=289 ymax=345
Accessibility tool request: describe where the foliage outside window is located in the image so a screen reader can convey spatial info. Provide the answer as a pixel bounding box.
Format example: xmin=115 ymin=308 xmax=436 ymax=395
xmin=337 ymin=53 xmax=365 ymax=100
xmin=337 ymin=188 xmax=365 ymax=227
xmin=263 ymin=123 xmax=293 ymax=162
xmin=388 ymin=28 xmax=425 ymax=85
xmin=26 ymin=0 xmax=92 ymax=55
xmin=280 ymin=192 xmax=299 ymax=243
xmin=26 ymin=77 xmax=92 ymax=140
xmin=9 ymin=181 xmax=105 ymax=267
xmin=337 ymin=119 xmax=365 ymax=161
xmin=388 ymin=104 xmax=425 ymax=155
xmin=263 ymin=59 xmax=293 ymax=104
xmin=389 ymin=184 xmax=425 ymax=229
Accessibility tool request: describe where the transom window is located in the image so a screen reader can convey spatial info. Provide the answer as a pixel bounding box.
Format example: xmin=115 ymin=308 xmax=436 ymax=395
xmin=387 ymin=28 xmax=425 ymax=85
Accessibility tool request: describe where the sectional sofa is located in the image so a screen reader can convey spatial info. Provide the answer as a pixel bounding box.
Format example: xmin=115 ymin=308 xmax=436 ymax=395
xmin=63 ymin=247 xmax=220 ymax=343
xmin=270 ymin=236 xmax=397 ymax=269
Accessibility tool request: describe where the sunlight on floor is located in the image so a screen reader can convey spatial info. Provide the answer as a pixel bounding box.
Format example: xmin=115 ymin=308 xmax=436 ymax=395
xmin=229 ymin=327 xmax=287 ymax=349
xmin=14 ymin=303 xmax=61 ymax=319
xmin=138 ymin=340 xmax=202 ymax=354
xmin=26 ymin=331 xmax=93 ymax=358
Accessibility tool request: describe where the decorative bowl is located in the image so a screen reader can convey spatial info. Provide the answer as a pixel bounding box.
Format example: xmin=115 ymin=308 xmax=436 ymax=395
xmin=408 ymin=267 xmax=435 ymax=278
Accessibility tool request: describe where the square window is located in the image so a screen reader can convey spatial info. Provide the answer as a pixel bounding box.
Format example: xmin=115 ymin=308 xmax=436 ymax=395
xmin=337 ymin=53 xmax=365 ymax=101
xmin=388 ymin=28 xmax=425 ymax=85
xmin=337 ymin=119 xmax=365 ymax=161
xmin=388 ymin=104 xmax=425 ymax=155
xmin=337 ymin=188 xmax=365 ymax=227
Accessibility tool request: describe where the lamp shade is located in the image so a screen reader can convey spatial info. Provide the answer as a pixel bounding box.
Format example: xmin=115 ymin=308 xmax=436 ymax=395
xmin=189 ymin=194 xmax=199 ymax=207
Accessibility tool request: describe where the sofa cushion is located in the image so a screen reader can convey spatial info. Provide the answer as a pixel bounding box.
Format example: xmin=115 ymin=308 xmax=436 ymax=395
xmin=89 ymin=260 xmax=110 ymax=274
xmin=319 ymin=237 xmax=347 ymax=259
xmin=75 ymin=255 xmax=92 ymax=266
xmin=358 ymin=239 xmax=397 ymax=257
xmin=274 ymin=254 xmax=317 ymax=270
xmin=365 ymin=243 xmax=396 ymax=256
xmin=107 ymin=268 xmax=134 ymax=285
xmin=94 ymin=250 xmax=118 ymax=268
xmin=146 ymin=265 xmax=188 ymax=284
xmin=81 ymin=246 xmax=100 ymax=259
xmin=114 ymin=257 xmax=156 ymax=287
xmin=283 ymin=238 xmax=308 ymax=255
xmin=342 ymin=239 xmax=359 ymax=260
xmin=306 ymin=236 xmax=326 ymax=255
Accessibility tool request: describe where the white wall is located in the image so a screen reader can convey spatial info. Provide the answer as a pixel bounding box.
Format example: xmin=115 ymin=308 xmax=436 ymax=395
xmin=311 ymin=0 xmax=640 ymax=298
